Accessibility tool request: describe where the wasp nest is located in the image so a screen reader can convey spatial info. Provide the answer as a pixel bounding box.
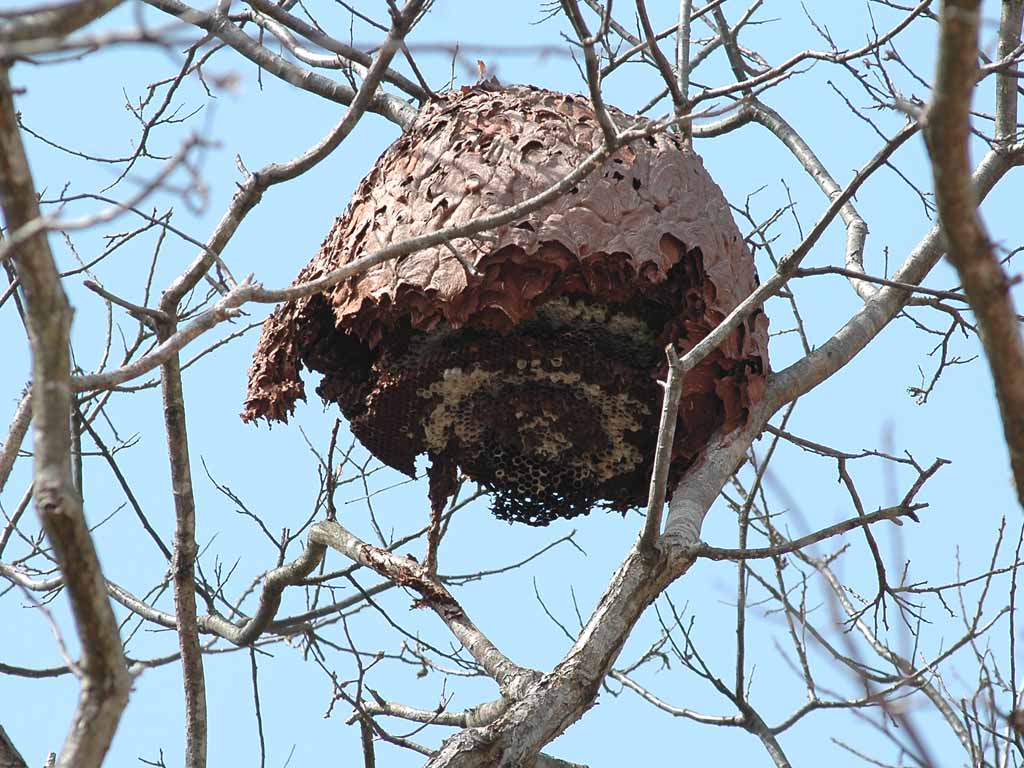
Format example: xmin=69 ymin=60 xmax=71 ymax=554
xmin=243 ymin=82 xmax=768 ymax=526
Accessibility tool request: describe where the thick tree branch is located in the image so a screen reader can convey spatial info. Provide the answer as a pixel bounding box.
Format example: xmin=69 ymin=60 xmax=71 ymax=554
xmin=156 ymin=325 xmax=208 ymax=768
xmin=675 ymin=0 xmax=694 ymax=140
xmin=925 ymin=0 xmax=1024 ymax=505
xmin=423 ymin=545 xmax=692 ymax=766
xmin=994 ymin=0 xmax=1024 ymax=144
xmin=0 ymin=64 xmax=129 ymax=768
xmin=415 ymin=410 xmax=767 ymax=767
xmin=0 ymin=0 xmax=122 ymax=43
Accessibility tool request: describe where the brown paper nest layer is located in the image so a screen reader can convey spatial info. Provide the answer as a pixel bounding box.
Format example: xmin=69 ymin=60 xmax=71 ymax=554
xmin=244 ymin=81 xmax=769 ymax=526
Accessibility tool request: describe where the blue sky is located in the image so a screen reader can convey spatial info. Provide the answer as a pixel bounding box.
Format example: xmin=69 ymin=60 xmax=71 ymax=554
xmin=2 ymin=1 xmax=1022 ymax=766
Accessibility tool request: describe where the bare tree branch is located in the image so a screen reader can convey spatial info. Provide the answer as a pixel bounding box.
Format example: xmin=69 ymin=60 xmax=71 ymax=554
xmin=0 ymin=0 xmax=123 ymax=43
xmin=560 ymin=0 xmax=618 ymax=148
xmin=241 ymin=0 xmax=428 ymax=102
xmin=0 ymin=390 xmax=30 ymax=494
xmin=925 ymin=0 xmax=1024 ymax=506
xmin=762 ymin=142 xmax=1017 ymax=413
xmin=157 ymin=330 xmax=208 ymax=768
xmin=0 ymin=64 xmax=129 ymax=768
xmin=142 ymin=0 xmax=417 ymax=128
xmin=640 ymin=346 xmax=682 ymax=553
xmin=668 ymin=121 xmax=919 ymax=400
xmin=690 ymin=503 xmax=925 ymax=561
xmin=310 ymin=519 xmax=541 ymax=700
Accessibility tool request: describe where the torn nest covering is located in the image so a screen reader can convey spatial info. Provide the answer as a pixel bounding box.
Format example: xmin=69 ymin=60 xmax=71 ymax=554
xmin=243 ymin=81 xmax=769 ymax=526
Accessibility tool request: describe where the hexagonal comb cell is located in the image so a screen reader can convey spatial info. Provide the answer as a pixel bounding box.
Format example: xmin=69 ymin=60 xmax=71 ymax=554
xmin=243 ymin=82 xmax=769 ymax=526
